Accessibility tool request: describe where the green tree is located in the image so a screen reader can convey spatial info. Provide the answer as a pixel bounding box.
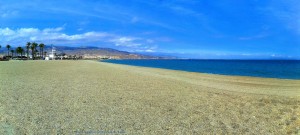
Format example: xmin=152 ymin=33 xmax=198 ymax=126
xmin=35 ymin=50 xmax=39 ymax=58
xmin=20 ymin=48 xmax=24 ymax=57
xmin=39 ymin=43 xmax=45 ymax=59
xmin=16 ymin=48 xmax=19 ymax=56
xmin=26 ymin=42 xmax=31 ymax=59
xmin=10 ymin=50 xmax=14 ymax=58
xmin=6 ymin=45 xmax=11 ymax=56
xmin=16 ymin=47 xmax=24 ymax=57
xmin=31 ymin=42 xmax=38 ymax=60
xmin=36 ymin=51 xmax=39 ymax=58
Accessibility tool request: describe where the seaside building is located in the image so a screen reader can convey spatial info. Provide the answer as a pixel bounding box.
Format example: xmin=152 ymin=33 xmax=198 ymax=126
xmin=48 ymin=45 xmax=56 ymax=60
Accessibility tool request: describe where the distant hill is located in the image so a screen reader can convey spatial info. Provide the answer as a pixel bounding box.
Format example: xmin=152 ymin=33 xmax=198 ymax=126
xmin=0 ymin=46 xmax=169 ymax=59
xmin=43 ymin=46 xmax=164 ymax=59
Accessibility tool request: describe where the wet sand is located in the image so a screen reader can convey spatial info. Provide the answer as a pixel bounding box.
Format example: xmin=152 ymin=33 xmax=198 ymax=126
xmin=0 ymin=60 xmax=299 ymax=134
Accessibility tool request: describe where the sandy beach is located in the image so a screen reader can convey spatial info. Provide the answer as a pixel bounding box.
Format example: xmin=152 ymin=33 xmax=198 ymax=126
xmin=0 ymin=60 xmax=299 ymax=134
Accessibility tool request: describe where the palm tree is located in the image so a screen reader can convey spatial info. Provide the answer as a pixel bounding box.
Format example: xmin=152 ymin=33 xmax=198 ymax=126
xmin=20 ymin=48 xmax=24 ymax=57
xmin=39 ymin=43 xmax=45 ymax=59
xmin=31 ymin=42 xmax=38 ymax=60
xmin=16 ymin=48 xmax=19 ymax=56
xmin=35 ymin=50 xmax=39 ymax=58
xmin=16 ymin=47 xmax=24 ymax=57
xmin=6 ymin=45 xmax=11 ymax=56
xmin=26 ymin=42 xmax=31 ymax=59
xmin=10 ymin=50 xmax=14 ymax=58
xmin=44 ymin=51 xmax=47 ymax=58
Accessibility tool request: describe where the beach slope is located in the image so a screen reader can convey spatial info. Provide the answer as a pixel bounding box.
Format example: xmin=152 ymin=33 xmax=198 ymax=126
xmin=0 ymin=60 xmax=299 ymax=134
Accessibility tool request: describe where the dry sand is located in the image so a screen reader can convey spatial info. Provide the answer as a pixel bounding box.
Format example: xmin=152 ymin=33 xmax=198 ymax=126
xmin=0 ymin=60 xmax=299 ymax=134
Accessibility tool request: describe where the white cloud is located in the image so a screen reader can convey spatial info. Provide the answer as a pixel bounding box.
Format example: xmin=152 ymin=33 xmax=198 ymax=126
xmin=131 ymin=17 xmax=139 ymax=23
xmin=238 ymin=33 xmax=269 ymax=40
xmin=0 ymin=27 xmax=109 ymax=44
xmin=0 ymin=10 xmax=18 ymax=18
xmin=43 ymin=27 xmax=64 ymax=33
xmin=131 ymin=45 xmax=158 ymax=53
xmin=0 ymin=28 xmax=15 ymax=36
xmin=169 ymin=6 xmax=200 ymax=16
xmin=110 ymin=37 xmax=142 ymax=47
xmin=146 ymin=39 xmax=154 ymax=43
xmin=0 ymin=27 xmax=158 ymax=52
xmin=145 ymin=49 xmax=155 ymax=52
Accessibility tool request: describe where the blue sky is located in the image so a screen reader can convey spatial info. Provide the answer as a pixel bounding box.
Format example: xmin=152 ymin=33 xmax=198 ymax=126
xmin=0 ymin=0 xmax=299 ymax=59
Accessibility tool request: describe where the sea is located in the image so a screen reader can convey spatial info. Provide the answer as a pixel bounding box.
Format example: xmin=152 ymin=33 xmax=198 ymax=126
xmin=102 ymin=59 xmax=300 ymax=80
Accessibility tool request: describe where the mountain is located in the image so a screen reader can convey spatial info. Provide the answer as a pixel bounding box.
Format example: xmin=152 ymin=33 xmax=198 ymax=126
xmin=44 ymin=46 xmax=164 ymax=59
xmin=0 ymin=46 xmax=169 ymax=59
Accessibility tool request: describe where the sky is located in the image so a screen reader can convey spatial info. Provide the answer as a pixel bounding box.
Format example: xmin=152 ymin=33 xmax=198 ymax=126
xmin=0 ymin=0 xmax=299 ymax=59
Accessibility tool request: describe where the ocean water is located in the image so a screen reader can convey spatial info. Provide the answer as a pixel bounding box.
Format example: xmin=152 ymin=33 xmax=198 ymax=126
xmin=102 ymin=60 xmax=300 ymax=80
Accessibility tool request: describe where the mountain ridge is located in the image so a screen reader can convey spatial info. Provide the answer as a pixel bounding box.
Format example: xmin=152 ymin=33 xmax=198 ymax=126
xmin=0 ymin=46 xmax=171 ymax=59
xmin=44 ymin=46 xmax=164 ymax=59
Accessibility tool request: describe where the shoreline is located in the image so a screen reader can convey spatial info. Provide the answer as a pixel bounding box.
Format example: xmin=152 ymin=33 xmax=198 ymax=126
xmin=101 ymin=60 xmax=300 ymax=81
xmin=99 ymin=61 xmax=300 ymax=97
xmin=1 ymin=60 xmax=299 ymax=134
xmin=101 ymin=59 xmax=300 ymax=80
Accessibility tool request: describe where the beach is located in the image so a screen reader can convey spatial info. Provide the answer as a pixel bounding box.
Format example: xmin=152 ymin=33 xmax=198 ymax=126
xmin=0 ymin=60 xmax=299 ymax=134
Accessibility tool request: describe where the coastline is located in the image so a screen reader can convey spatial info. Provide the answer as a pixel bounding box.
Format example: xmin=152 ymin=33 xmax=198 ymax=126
xmin=102 ymin=59 xmax=300 ymax=80
xmin=0 ymin=60 xmax=299 ymax=134
xmin=100 ymin=61 xmax=300 ymax=97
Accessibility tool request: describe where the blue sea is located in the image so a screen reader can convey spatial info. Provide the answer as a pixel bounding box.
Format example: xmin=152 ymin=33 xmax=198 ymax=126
xmin=102 ymin=60 xmax=300 ymax=80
